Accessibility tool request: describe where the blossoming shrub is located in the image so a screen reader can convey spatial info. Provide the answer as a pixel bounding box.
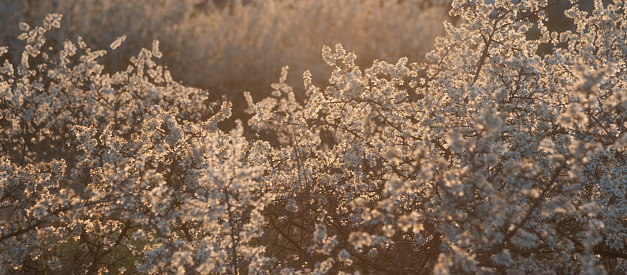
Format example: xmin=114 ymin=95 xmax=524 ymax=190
xmin=0 ymin=14 xmax=270 ymax=274
xmin=1 ymin=0 xmax=627 ymax=274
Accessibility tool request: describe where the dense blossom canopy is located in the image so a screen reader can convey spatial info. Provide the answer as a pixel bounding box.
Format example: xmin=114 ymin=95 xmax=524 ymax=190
xmin=1 ymin=0 xmax=626 ymax=274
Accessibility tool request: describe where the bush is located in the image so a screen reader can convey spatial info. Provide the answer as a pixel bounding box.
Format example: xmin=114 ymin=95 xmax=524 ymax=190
xmin=1 ymin=0 xmax=627 ymax=274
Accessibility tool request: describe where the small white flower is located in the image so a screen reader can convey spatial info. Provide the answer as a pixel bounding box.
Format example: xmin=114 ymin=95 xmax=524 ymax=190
xmin=109 ymin=35 xmax=126 ymax=50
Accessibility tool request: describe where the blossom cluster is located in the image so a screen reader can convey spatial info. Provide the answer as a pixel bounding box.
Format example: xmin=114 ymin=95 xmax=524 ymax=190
xmin=1 ymin=0 xmax=627 ymax=274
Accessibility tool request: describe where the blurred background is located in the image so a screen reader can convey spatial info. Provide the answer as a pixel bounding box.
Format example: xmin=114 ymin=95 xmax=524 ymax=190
xmin=0 ymin=0 xmax=446 ymax=96
xmin=0 ymin=0 xmax=602 ymax=128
